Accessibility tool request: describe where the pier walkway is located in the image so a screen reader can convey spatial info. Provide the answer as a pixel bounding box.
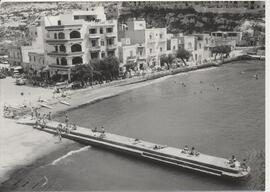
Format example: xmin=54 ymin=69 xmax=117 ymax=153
xmin=17 ymin=117 xmax=250 ymax=180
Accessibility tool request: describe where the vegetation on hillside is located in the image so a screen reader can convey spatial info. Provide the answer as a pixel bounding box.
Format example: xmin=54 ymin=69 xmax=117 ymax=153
xmin=119 ymin=7 xmax=265 ymax=34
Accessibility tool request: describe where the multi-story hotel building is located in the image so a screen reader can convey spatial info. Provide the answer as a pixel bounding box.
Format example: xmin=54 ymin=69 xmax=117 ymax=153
xmin=28 ymin=6 xmax=118 ymax=81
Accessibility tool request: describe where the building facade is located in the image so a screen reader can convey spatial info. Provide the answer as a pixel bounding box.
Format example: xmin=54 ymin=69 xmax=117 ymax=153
xmin=40 ymin=7 xmax=118 ymax=81
xmin=8 ymin=46 xmax=22 ymax=66
xmin=118 ymin=18 xmax=178 ymax=68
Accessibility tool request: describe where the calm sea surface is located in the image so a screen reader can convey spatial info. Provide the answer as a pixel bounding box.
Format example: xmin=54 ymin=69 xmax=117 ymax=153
xmin=2 ymin=60 xmax=265 ymax=191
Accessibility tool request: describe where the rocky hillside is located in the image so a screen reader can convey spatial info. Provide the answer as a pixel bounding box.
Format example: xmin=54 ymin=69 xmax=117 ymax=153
xmin=119 ymin=7 xmax=265 ymax=34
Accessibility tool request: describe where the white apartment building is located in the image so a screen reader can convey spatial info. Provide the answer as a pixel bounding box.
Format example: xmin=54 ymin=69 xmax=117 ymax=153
xmin=118 ymin=18 xmax=178 ymax=68
xmin=38 ymin=7 xmax=118 ymax=81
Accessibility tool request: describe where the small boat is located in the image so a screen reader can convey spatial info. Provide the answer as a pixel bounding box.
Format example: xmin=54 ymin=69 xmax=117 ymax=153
xmin=60 ymin=100 xmax=70 ymax=106
xmin=40 ymin=103 xmax=53 ymax=109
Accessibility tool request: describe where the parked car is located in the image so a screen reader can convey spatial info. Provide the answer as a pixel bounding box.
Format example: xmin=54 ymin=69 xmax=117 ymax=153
xmin=16 ymin=78 xmax=26 ymax=85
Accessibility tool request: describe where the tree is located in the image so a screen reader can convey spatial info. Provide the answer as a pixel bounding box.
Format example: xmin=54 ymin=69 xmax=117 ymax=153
xmin=160 ymin=54 xmax=175 ymax=69
xmin=176 ymin=48 xmax=191 ymax=66
xmin=211 ymin=45 xmax=231 ymax=60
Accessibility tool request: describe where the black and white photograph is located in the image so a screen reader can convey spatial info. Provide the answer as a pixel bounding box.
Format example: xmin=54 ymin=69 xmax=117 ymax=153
xmin=0 ymin=0 xmax=266 ymax=191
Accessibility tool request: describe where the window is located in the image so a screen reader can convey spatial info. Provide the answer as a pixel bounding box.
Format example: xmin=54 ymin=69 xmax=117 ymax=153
xmin=57 ymin=20 xmax=61 ymax=25
xmin=55 ymin=46 xmax=58 ymax=52
xmin=56 ymin=58 xmax=59 ymax=65
xmin=54 ymin=33 xmax=57 ymax=39
xmin=106 ymin=28 xmax=113 ymax=33
xmin=130 ymin=50 xmax=133 ymax=57
xmin=150 ymin=48 xmax=152 ymax=53
xmin=199 ymin=43 xmax=201 ymax=49
xmin=72 ymin=57 xmax=83 ymax=65
xmin=61 ymin=58 xmax=67 ymax=65
xmin=149 ymin=35 xmax=152 ymax=39
xmin=58 ymin=32 xmax=65 ymax=39
xmin=160 ymin=47 xmax=162 ymax=52
xmin=100 ymin=28 xmax=103 ymax=34
xmin=101 ymin=40 xmax=104 ymax=46
xmin=91 ymin=40 xmax=97 ymax=47
xmin=34 ymin=56 xmax=36 ymax=62
xmin=160 ymin=34 xmax=162 ymax=39
xmin=59 ymin=45 xmax=66 ymax=52
xmin=70 ymin=31 xmax=81 ymax=39
xmin=139 ymin=51 xmax=143 ymax=56
xmin=89 ymin=28 xmax=97 ymax=34
xmin=35 ymin=32 xmax=37 ymax=35
xmin=173 ymin=46 xmax=176 ymax=50
xmin=107 ymin=38 xmax=114 ymax=45
xmin=101 ymin=52 xmax=105 ymax=58
xmin=71 ymin=44 xmax=82 ymax=52
xmin=29 ymin=56 xmax=31 ymax=61
xmin=90 ymin=52 xmax=99 ymax=59
xmin=74 ymin=16 xmax=79 ymax=20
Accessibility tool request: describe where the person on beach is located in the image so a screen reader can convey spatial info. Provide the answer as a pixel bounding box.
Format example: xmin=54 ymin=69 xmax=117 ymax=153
xmin=65 ymin=114 xmax=69 ymax=126
xmin=47 ymin=112 xmax=52 ymax=120
xmin=56 ymin=124 xmax=62 ymax=141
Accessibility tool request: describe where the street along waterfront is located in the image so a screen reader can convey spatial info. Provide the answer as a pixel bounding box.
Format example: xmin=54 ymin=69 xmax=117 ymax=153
xmin=1 ymin=60 xmax=265 ymax=191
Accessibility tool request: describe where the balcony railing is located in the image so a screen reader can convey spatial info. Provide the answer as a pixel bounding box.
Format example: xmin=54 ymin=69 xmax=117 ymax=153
xmin=106 ymin=44 xmax=117 ymax=50
xmin=47 ymin=51 xmax=84 ymax=56
xmin=89 ymin=34 xmax=100 ymax=39
xmin=106 ymin=33 xmax=117 ymax=38
xmin=47 ymin=51 xmax=68 ymax=56
xmin=46 ymin=38 xmax=83 ymax=44
xmin=89 ymin=46 xmax=101 ymax=52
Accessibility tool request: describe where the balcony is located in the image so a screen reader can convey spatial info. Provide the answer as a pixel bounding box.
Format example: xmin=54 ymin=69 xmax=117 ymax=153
xmin=47 ymin=51 xmax=84 ymax=57
xmin=106 ymin=44 xmax=117 ymax=50
xmin=89 ymin=34 xmax=100 ymax=39
xmin=46 ymin=39 xmax=68 ymax=44
xmin=106 ymin=33 xmax=117 ymax=38
xmin=46 ymin=38 xmax=83 ymax=44
xmin=47 ymin=51 xmax=68 ymax=56
xmin=89 ymin=46 xmax=101 ymax=52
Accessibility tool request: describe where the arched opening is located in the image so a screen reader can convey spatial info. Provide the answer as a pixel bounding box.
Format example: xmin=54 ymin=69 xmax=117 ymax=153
xmin=70 ymin=31 xmax=81 ymax=39
xmin=59 ymin=45 xmax=66 ymax=52
xmin=61 ymin=58 xmax=67 ymax=65
xmin=58 ymin=32 xmax=65 ymax=39
xmin=72 ymin=57 xmax=83 ymax=65
xmin=71 ymin=44 xmax=82 ymax=52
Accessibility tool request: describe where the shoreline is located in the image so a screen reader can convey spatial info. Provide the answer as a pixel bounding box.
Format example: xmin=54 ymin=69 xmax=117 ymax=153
xmin=0 ymin=58 xmax=259 ymax=184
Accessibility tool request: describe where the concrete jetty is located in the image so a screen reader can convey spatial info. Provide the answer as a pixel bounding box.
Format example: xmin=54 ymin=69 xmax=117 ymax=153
xmin=17 ymin=117 xmax=250 ymax=180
